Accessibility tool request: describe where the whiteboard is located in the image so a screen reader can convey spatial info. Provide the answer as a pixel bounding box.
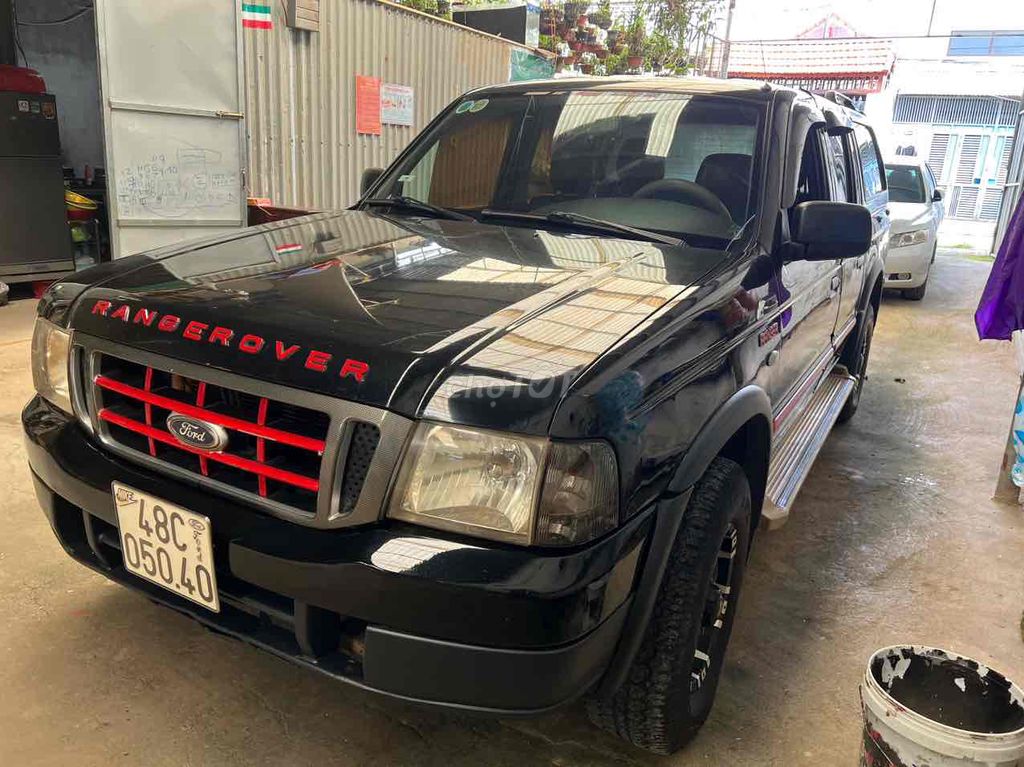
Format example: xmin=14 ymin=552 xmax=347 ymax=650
xmin=110 ymin=111 xmax=243 ymax=223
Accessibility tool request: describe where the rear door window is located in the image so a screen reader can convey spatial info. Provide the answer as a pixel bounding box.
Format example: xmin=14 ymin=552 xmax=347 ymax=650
xmin=853 ymin=123 xmax=885 ymax=198
xmin=824 ymin=134 xmax=853 ymax=202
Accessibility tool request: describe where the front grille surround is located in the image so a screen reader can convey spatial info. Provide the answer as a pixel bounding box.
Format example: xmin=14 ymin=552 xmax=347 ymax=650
xmin=71 ymin=333 xmax=413 ymax=529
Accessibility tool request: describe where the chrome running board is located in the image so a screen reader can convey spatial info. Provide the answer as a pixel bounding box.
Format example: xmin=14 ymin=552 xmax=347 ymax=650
xmin=763 ymin=372 xmax=856 ymax=530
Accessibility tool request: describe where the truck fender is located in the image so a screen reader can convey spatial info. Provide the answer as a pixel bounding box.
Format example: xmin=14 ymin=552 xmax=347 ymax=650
xmin=597 ymin=385 xmax=771 ymax=697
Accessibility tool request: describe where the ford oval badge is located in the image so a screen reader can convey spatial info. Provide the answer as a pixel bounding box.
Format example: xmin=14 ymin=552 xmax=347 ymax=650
xmin=166 ymin=413 xmax=229 ymax=452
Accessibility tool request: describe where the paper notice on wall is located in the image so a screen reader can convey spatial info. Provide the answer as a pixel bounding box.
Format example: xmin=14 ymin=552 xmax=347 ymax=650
xmin=355 ymin=75 xmax=382 ymax=135
xmin=381 ymin=83 xmax=414 ymax=127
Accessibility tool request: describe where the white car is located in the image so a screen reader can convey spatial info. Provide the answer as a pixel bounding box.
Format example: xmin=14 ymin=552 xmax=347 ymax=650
xmin=883 ymin=160 xmax=945 ymax=300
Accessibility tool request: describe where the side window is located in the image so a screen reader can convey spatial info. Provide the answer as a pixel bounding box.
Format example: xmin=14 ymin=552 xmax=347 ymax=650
xmin=853 ymin=123 xmax=885 ymax=197
xmin=824 ymin=134 xmax=852 ymax=203
xmin=794 ymin=128 xmax=829 ymax=206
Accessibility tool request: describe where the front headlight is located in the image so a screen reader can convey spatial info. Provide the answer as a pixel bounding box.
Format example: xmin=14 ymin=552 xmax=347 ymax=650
xmin=891 ymin=229 xmax=929 ymax=248
xmin=31 ymin=318 xmax=73 ymax=414
xmin=387 ymin=422 xmax=618 ymax=546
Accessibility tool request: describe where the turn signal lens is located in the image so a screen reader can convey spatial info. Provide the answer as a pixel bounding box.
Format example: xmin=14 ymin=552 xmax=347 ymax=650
xmin=535 ymin=441 xmax=618 ymax=546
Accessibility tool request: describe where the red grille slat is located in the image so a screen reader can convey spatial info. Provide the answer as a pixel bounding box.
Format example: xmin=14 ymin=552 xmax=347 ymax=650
xmin=195 ymin=381 xmax=209 ymax=477
xmin=143 ymin=366 xmax=157 ymax=457
xmin=94 ymin=375 xmax=326 ymax=454
xmin=98 ymin=408 xmax=320 ymax=492
xmin=257 ymin=397 xmax=269 ymax=498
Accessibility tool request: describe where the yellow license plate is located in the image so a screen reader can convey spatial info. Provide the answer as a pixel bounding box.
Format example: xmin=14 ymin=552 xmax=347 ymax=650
xmin=112 ymin=483 xmax=219 ymax=612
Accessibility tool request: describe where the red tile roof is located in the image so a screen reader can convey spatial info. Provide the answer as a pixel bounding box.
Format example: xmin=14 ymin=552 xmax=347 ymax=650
xmin=727 ymin=38 xmax=896 ymax=78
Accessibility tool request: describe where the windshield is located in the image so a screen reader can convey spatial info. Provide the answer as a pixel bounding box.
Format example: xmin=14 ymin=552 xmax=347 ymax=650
xmin=885 ymin=165 xmax=927 ymax=204
xmin=369 ymin=90 xmax=765 ymax=245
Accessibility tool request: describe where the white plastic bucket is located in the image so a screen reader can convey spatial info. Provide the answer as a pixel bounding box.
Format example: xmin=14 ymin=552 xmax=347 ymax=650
xmin=861 ymin=646 xmax=1024 ymax=766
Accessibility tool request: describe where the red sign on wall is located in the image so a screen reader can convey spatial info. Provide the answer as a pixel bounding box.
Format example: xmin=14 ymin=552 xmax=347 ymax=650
xmin=355 ymin=75 xmax=381 ymax=136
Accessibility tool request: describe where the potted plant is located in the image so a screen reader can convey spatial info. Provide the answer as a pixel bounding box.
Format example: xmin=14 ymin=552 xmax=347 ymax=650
xmin=589 ymin=0 xmax=612 ymax=30
xmin=606 ymin=28 xmax=620 ymax=47
xmin=563 ymin=0 xmax=584 ymax=25
xmin=645 ymin=32 xmax=671 ymax=73
xmin=579 ymin=50 xmax=597 ymax=74
xmin=624 ymin=11 xmax=645 ymax=69
xmin=604 ymin=51 xmax=628 ymax=75
xmin=539 ymin=33 xmax=561 ymax=52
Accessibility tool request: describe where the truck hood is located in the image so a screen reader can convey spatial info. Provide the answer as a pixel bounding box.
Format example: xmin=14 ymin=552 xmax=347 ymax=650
xmin=69 ymin=210 xmax=727 ymax=432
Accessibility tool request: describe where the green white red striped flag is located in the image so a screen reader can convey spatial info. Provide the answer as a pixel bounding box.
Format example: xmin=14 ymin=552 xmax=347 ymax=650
xmin=242 ymin=3 xmax=272 ymax=29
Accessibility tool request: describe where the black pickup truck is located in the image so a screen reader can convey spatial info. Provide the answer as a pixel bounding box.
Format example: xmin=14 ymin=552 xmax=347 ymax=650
xmin=24 ymin=78 xmax=887 ymax=754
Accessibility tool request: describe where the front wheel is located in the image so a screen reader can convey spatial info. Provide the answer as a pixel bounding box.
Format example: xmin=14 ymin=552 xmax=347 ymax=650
xmin=586 ymin=457 xmax=752 ymax=755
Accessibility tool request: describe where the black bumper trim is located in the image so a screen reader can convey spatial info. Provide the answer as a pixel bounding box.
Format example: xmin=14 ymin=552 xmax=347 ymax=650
xmin=24 ymin=396 xmax=650 ymax=714
xmin=34 ymin=466 xmax=628 ymax=714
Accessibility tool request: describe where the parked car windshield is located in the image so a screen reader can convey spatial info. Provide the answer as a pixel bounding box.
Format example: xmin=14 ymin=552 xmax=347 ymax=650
xmin=369 ymin=90 xmax=765 ymax=246
xmin=885 ymin=165 xmax=927 ymax=204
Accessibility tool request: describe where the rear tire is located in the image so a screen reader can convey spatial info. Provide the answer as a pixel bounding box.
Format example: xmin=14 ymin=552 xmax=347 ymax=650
xmin=837 ymin=304 xmax=875 ymax=424
xmin=586 ymin=457 xmax=752 ymax=755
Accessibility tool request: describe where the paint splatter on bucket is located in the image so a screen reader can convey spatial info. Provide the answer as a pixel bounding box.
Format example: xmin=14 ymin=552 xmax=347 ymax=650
xmin=861 ymin=646 xmax=1024 ymax=766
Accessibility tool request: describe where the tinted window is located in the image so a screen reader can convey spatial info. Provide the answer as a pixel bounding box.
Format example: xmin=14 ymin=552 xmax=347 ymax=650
xmin=854 ymin=124 xmax=884 ymax=197
xmin=885 ymin=165 xmax=927 ymax=203
xmin=948 ymin=30 xmax=1024 ymax=56
xmin=794 ymin=129 xmax=829 ymax=206
xmin=375 ymin=91 xmax=766 ymax=243
xmin=825 ymin=134 xmax=851 ymax=202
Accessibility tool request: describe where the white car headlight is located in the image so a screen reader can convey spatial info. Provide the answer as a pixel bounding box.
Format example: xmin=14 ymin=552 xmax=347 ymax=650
xmin=891 ymin=229 xmax=929 ymax=248
xmin=388 ymin=422 xmax=618 ymax=546
xmin=31 ymin=318 xmax=73 ymax=414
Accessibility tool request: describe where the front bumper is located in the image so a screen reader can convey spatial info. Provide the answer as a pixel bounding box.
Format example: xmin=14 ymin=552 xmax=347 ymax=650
xmin=24 ymin=396 xmax=647 ymax=714
xmin=884 ymin=237 xmax=933 ymax=288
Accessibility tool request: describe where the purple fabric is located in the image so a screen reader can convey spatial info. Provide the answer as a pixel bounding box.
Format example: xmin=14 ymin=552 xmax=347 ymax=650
xmin=976 ymin=194 xmax=1024 ymax=340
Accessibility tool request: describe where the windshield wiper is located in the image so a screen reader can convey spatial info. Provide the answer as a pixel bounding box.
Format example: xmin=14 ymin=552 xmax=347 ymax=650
xmin=363 ymin=196 xmax=474 ymax=221
xmin=480 ymin=209 xmax=683 ymax=247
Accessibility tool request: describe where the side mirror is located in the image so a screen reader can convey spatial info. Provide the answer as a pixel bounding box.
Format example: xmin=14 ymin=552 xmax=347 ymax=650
xmin=790 ymin=201 xmax=872 ymax=261
xmin=932 ymin=188 xmax=943 ymax=202
xmin=360 ymin=167 xmax=384 ymax=197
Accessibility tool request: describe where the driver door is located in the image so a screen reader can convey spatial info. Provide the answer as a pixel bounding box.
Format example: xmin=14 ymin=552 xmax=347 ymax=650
xmin=770 ymin=125 xmax=843 ymax=425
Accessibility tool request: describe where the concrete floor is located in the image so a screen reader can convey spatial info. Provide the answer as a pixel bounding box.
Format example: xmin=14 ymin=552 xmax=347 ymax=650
xmin=1 ymin=251 xmax=1022 ymax=766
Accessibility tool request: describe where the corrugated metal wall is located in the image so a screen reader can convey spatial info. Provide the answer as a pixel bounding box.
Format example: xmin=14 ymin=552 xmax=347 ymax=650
xmin=244 ymin=0 xmax=527 ymax=211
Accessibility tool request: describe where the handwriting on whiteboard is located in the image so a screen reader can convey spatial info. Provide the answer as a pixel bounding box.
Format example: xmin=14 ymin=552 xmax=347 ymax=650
xmin=117 ymin=149 xmax=239 ymax=219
